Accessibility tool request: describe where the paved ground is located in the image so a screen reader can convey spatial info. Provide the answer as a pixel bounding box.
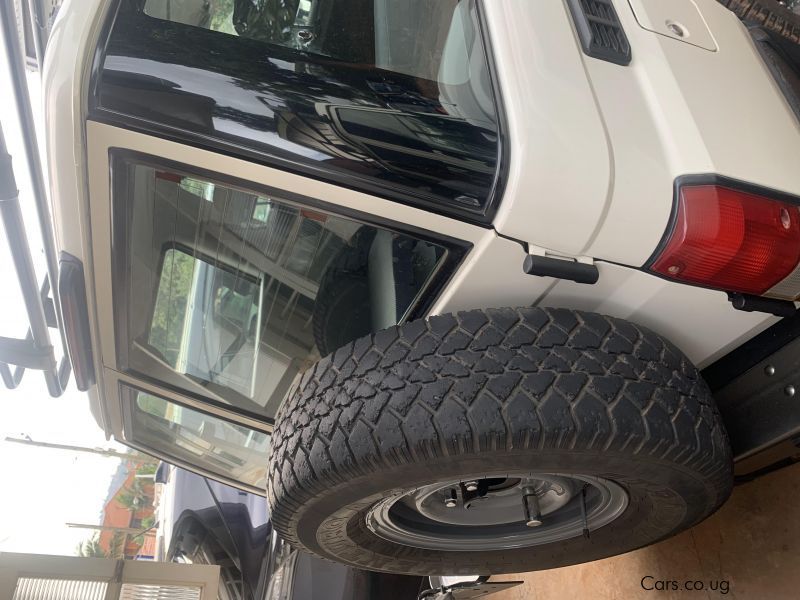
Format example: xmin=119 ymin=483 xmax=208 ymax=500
xmin=491 ymin=462 xmax=800 ymax=600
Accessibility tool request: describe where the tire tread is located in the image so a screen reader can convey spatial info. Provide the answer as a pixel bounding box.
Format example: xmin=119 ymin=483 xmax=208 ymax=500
xmin=718 ymin=0 xmax=800 ymax=43
xmin=267 ymin=308 xmax=731 ymax=568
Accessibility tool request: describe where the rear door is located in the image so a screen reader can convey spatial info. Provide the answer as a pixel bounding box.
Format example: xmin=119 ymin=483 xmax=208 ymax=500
xmin=85 ymin=122 xmax=483 ymax=492
xmin=82 ymin=0 xmax=522 ymax=492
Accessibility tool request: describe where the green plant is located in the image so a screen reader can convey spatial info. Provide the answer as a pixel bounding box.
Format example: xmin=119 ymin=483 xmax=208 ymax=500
xmin=76 ymin=535 xmax=107 ymax=558
xmin=117 ymin=477 xmax=153 ymax=512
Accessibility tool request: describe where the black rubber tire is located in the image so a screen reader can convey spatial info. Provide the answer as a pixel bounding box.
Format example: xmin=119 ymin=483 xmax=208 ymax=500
xmin=312 ymin=275 xmax=372 ymax=358
xmin=718 ymin=0 xmax=800 ymax=44
xmin=267 ymin=308 xmax=732 ymax=575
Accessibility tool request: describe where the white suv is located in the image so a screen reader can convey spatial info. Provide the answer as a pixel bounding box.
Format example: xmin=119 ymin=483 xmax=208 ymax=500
xmin=19 ymin=0 xmax=800 ymax=576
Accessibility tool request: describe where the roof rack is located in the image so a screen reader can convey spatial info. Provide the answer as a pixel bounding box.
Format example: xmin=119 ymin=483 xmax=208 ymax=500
xmin=0 ymin=0 xmax=71 ymax=396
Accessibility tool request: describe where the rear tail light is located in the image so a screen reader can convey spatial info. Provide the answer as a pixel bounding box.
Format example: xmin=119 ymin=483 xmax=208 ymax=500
xmin=650 ymin=184 xmax=800 ymax=299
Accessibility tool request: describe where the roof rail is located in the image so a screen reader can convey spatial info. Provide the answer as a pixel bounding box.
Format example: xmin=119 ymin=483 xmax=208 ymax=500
xmin=0 ymin=0 xmax=71 ymax=396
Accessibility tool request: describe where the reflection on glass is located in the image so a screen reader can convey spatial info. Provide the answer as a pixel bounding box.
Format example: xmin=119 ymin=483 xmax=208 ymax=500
xmin=118 ymin=159 xmax=447 ymax=420
xmin=128 ymin=387 xmax=270 ymax=488
xmin=150 ymin=248 xmax=263 ymax=398
xmin=110 ymin=0 xmax=499 ymax=215
xmin=143 ymin=0 xmax=461 ymax=81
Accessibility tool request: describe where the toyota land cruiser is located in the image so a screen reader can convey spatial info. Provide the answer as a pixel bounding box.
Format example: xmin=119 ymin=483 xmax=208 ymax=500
xmin=2 ymin=0 xmax=800 ymax=577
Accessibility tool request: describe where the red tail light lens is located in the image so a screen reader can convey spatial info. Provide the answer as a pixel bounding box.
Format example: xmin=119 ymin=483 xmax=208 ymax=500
xmin=650 ymin=185 xmax=800 ymax=296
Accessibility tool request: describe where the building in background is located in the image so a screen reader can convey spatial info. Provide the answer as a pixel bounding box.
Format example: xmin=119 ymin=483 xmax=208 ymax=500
xmin=76 ymin=460 xmax=157 ymax=560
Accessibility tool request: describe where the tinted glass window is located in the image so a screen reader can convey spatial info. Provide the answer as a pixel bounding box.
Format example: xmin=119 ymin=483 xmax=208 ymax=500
xmin=114 ymin=156 xmax=449 ymax=419
xmin=150 ymin=248 xmax=264 ymax=398
xmin=98 ymin=1 xmax=501 ymax=221
xmin=145 ymin=0 xmax=470 ymax=84
xmin=124 ymin=386 xmax=270 ymax=488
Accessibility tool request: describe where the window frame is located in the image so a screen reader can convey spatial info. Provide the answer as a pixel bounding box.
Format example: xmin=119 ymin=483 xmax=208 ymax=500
xmin=109 ymin=148 xmax=472 ymax=426
xmin=117 ymin=376 xmax=272 ymax=496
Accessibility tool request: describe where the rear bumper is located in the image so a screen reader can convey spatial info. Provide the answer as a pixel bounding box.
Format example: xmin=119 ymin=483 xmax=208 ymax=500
xmin=426 ymin=577 xmax=523 ymax=599
xmin=704 ymin=312 xmax=800 ymax=479
xmin=714 ymin=28 xmax=800 ymax=480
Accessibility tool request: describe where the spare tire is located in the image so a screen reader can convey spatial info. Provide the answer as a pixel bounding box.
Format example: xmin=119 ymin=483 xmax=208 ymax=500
xmin=268 ymin=307 xmax=732 ymax=575
xmin=312 ymin=275 xmax=372 ymax=359
xmin=718 ymin=0 xmax=800 ymax=44
xmin=312 ymin=228 xmax=375 ymax=357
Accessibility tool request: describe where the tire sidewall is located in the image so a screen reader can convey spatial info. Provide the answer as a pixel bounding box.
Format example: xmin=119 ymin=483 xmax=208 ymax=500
xmin=293 ymin=449 xmax=720 ymax=575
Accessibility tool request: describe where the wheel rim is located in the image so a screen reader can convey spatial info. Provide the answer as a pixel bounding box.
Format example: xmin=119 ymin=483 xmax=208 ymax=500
xmin=365 ymin=473 xmax=629 ymax=551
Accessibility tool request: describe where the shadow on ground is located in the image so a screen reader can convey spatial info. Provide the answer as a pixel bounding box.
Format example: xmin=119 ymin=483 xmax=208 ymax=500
xmin=492 ymin=462 xmax=800 ymax=599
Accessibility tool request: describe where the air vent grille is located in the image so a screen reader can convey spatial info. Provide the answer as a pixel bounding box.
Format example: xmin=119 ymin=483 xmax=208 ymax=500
xmin=567 ymin=0 xmax=632 ymax=65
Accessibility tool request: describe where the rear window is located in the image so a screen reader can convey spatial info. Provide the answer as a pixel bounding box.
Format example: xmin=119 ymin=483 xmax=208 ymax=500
xmin=97 ymin=0 xmax=501 ymax=220
xmin=144 ymin=0 xmax=472 ymax=84
xmin=113 ymin=155 xmax=455 ymax=421
xmin=123 ymin=385 xmax=270 ymax=489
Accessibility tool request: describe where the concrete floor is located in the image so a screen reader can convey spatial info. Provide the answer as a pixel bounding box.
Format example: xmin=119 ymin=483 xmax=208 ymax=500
xmin=492 ymin=462 xmax=800 ymax=600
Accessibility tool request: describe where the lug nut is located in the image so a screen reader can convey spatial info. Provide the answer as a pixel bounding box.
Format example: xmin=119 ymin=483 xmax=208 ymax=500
xmin=465 ymin=481 xmax=479 ymax=492
xmin=765 ymin=365 xmax=776 ymax=376
xmin=445 ymin=489 xmax=458 ymax=508
xmin=786 ymin=385 xmax=796 ymax=398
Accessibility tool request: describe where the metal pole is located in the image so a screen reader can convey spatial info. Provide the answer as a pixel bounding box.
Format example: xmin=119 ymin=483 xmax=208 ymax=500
xmin=0 ymin=122 xmax=62 ymax=395
xmin=0 ymin=0 xmax=70 ymax=388
xmin=4 ymin=436 xmax=156 ymax=462
xmin=66 ymin=524 xmax=155 ymax=536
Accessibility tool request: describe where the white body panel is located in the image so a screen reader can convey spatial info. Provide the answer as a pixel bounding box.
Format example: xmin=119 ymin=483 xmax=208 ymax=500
xmin=42 ymin=0 xmax=106 ymax=260
xmin=484 ymin=0 xmax=800 ymax=266
xmin=628 ymin=0 xmax=717 ymax=52
xmin=431 ymin=241 xmax=777 ymax=369
xmin=482 ymin=0 xmax=613 ymax=259
xmin=42 ymin=0 xmax=110 ymax=431
xmin=41 ymin=0 xmax=796 ymax=445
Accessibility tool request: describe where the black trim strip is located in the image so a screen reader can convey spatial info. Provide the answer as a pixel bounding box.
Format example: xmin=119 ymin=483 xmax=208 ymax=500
xmin=58 ymin=253 xmax=96 ymax=391
xmin=475 ymin=0 xmax=510 ymax=226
